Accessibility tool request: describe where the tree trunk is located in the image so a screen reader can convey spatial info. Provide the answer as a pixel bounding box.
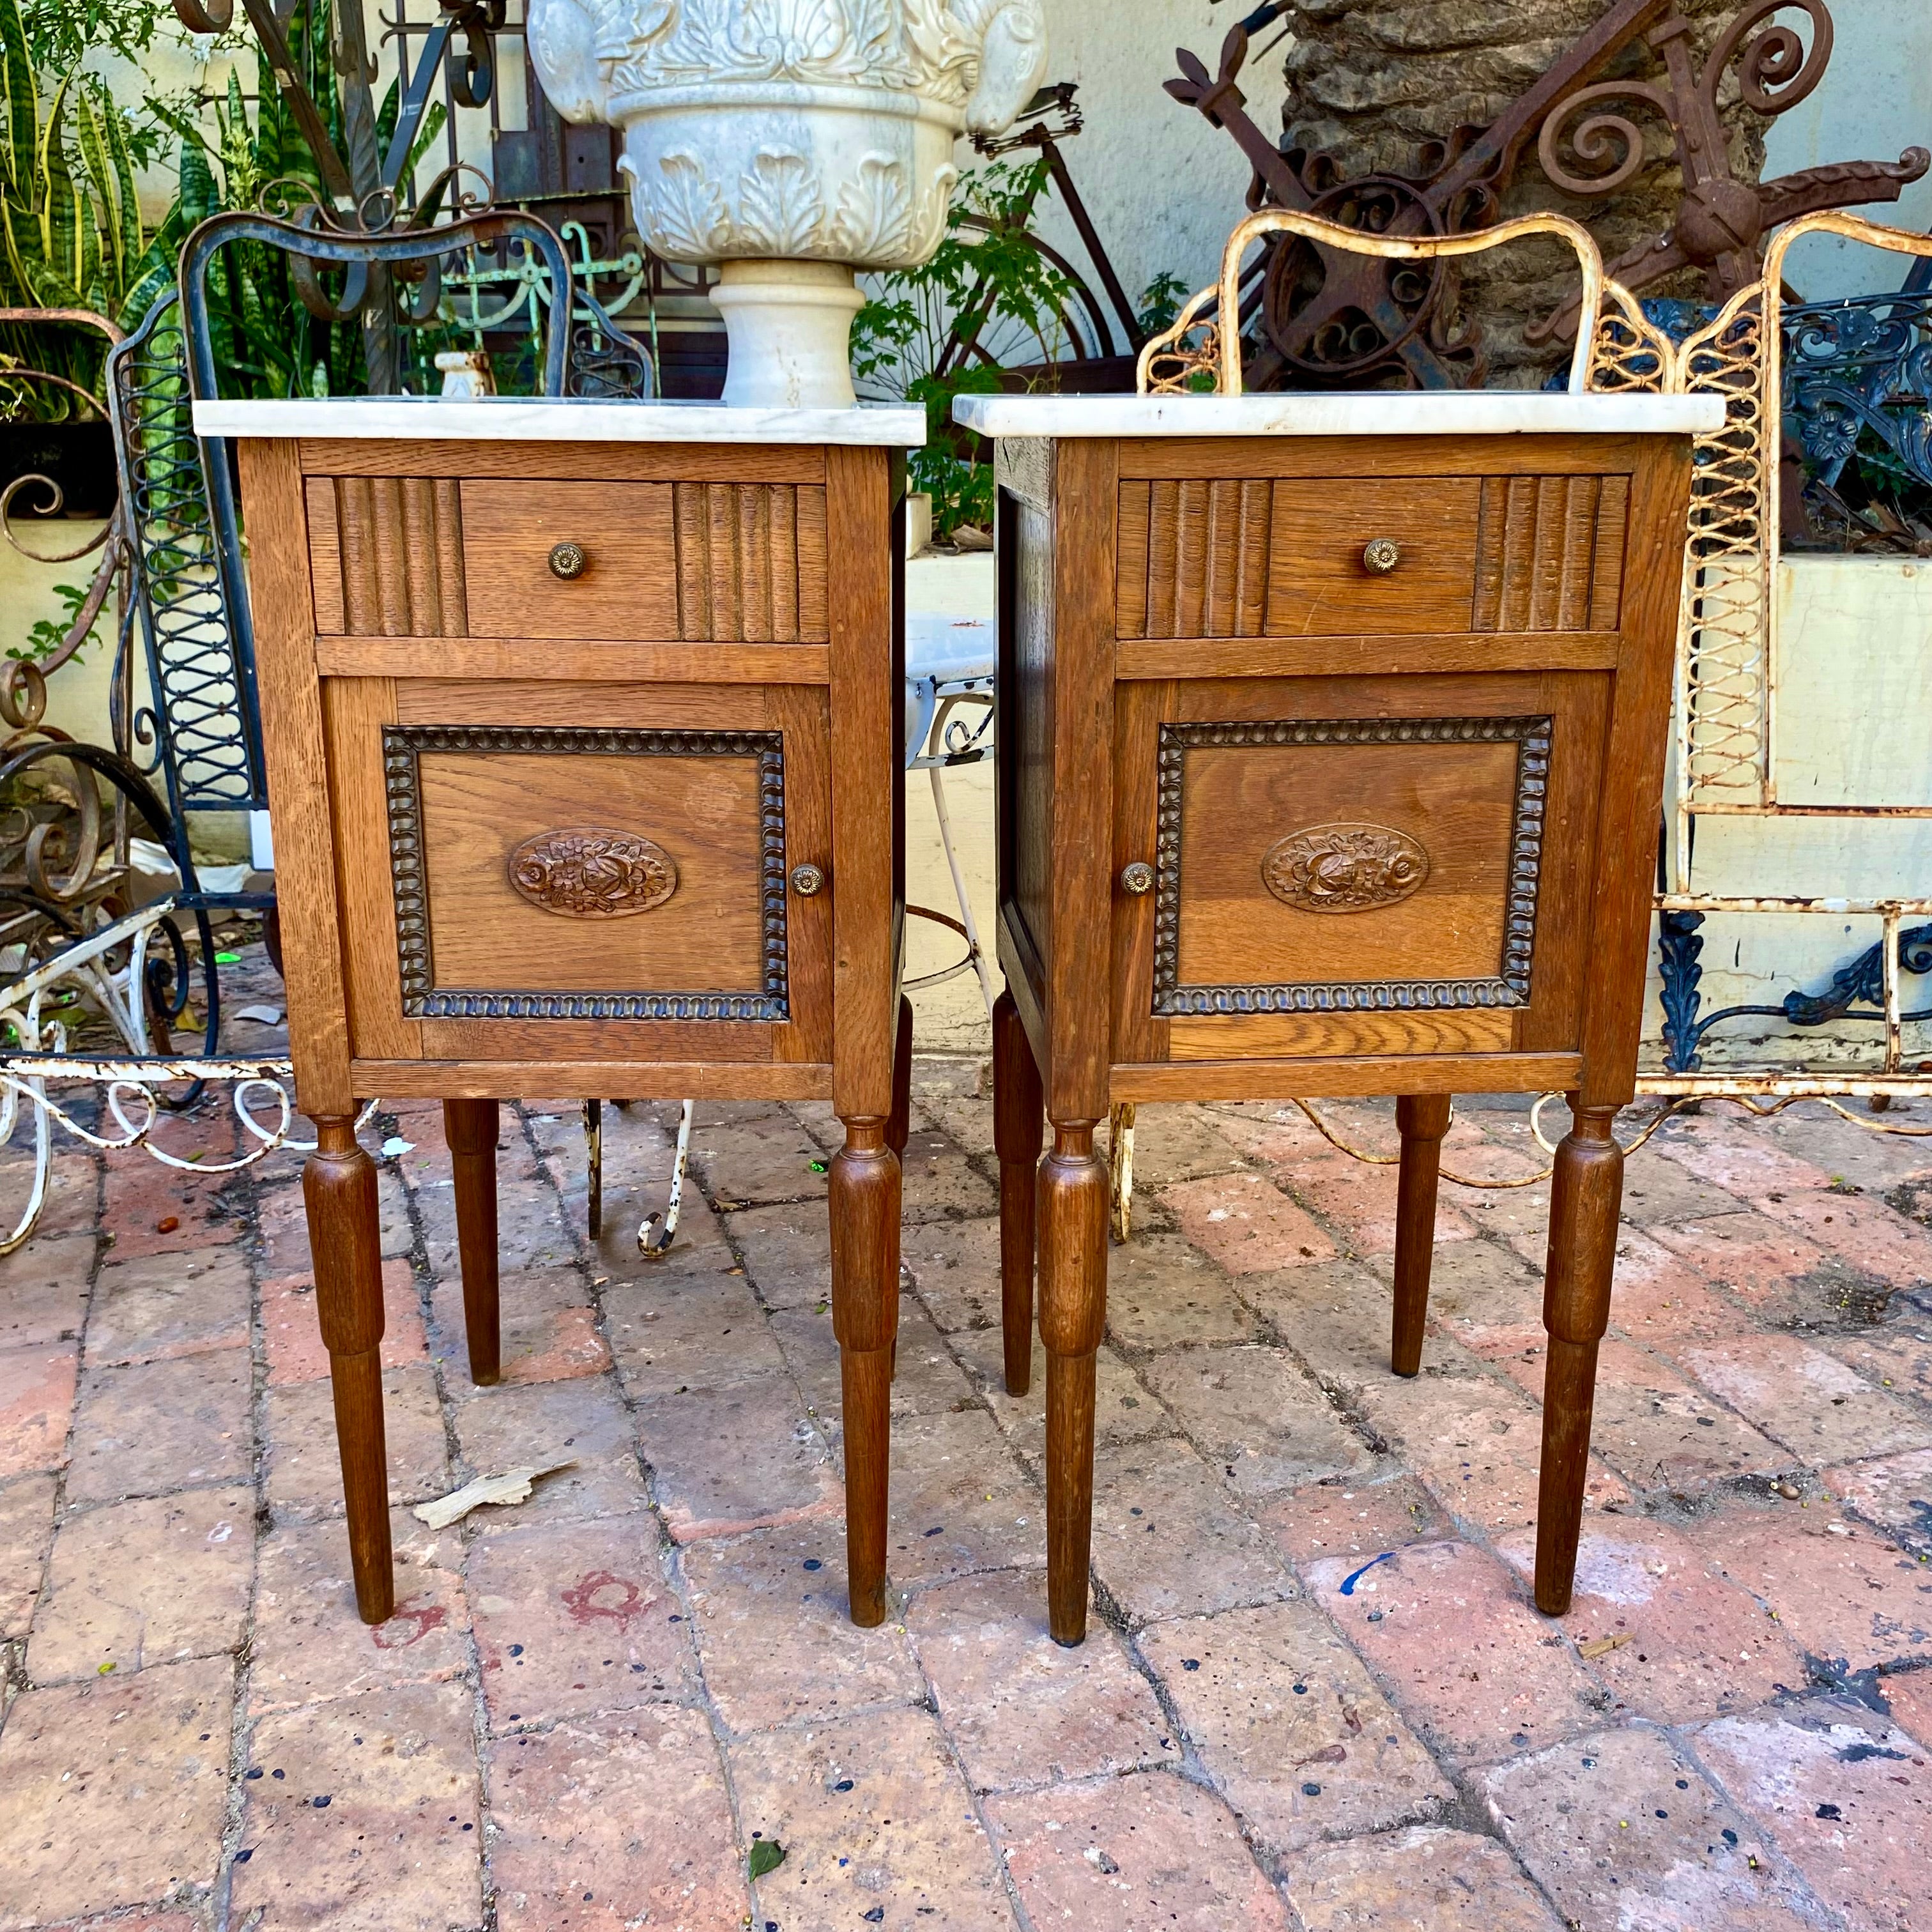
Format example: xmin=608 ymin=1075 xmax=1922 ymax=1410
xmin=1279 ymin=0 xmax=1770 ymax=382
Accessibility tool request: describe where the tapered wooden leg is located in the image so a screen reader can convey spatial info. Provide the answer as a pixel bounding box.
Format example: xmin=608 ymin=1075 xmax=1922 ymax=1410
xmin=1535 ymin=1102 xmax=1622 ymax=1616
xmin=304 ymin=1115 xmax=393 ymax=1625
xmin=993 ymin=990 xmax=1043 ymax=1397
xmin=829 ymin=1114 xmax=901 ymax=1627
xmin=1391 ymin=1093 xmax=1452 ymax=1377
xmin=444 ymin=1098 xmax=500 ymax=1386
xmin=1039 ymin=1119 xmax=1106 ymax=1646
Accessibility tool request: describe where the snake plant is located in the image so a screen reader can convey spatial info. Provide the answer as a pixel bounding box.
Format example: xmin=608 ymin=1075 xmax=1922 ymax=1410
xmin=0 ymin=0 xmax=146 ymax=415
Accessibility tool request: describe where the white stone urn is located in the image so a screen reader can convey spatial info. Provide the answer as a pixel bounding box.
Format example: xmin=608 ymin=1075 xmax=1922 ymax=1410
xmin=526 ymin=0 xmax=1048 ymax=407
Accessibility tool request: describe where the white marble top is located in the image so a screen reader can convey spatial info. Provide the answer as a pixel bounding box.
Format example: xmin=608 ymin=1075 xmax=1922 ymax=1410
xmin=952 ymin=392 xmax=1724 ymax=438
xmin=192 ymin=395 xmax=928 ymax=446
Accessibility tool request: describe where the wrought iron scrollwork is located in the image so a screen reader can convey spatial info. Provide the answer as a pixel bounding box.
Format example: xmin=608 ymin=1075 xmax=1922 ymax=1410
xmin=1531 ymin=1 xmax=1928 ymax=343
xmin=1782 ymin=288 xmax=1932 ymax=496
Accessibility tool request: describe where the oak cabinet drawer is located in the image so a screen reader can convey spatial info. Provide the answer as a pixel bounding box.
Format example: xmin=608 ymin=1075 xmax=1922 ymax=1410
xmin=1116 ymin=473 xmax=1628 ymax=640
xmin=304 ymin=473 xmax=829 ymax=642
xmin=460 ymin=479 xmax=680 ymax=637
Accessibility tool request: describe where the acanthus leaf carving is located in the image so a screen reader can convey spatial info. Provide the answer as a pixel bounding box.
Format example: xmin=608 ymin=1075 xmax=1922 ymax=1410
xmin=735 ymin=148 xmax=828 ymax=256
xmin=638 ymin=149 xmax=732 ymax=257
xmin=829 ymin=151 xmax=954 ymax=264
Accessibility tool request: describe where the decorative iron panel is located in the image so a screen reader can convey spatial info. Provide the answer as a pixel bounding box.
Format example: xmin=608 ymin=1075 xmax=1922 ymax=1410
xmin=381 ymin=724 xmax=790 ymax=1020
xmin=109 ymin=293 xmax=266 ymax=814
xmin=1149 ymin=714 xmax=1552 ymax=1016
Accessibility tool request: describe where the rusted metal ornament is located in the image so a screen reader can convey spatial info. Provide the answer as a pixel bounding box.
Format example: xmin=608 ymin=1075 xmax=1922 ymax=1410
xmin=1262 ymin=822 xmax=1430 ymax=914
xmin=509 ymin=827 xmax=678 ymax=917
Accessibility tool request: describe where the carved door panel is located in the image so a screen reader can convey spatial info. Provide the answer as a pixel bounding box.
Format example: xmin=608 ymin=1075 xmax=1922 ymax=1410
xmin=321 ymin=677 xmax=833 ymax=1070
xmin=1110 ymin=671 xmax=1613 ymax=1067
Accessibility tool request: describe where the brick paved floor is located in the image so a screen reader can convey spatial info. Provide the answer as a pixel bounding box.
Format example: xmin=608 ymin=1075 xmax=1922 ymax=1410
xmin=3 ymin=1032 xmax=1932 ymax=1929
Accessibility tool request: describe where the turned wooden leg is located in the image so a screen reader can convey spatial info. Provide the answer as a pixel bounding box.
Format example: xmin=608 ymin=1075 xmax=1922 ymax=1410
xmin=304 ymin=1115 xmax=393 ymax=1624
xmin=444 ymin=1098 xmax=500 ymax=1386
xmin=1039 ymin=1119 xmax=1106 ymax=1646
xmin=992 ymin=990 xmax=1043 ymax=1397
xmin=1391 ymin=1093 xmax=1452 ymax=1377
xmin=1535 ymin=1101 xmax=1622 ymax=1616
xmin=829 ymin=1114 xmax=902 ymax=1627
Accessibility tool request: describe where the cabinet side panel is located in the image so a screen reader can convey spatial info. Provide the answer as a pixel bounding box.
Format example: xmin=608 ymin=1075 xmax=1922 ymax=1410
xmin=239 ymin=438 xmax=355 ymax=1114
xmin=1577 ymin=436 xmax=1694 ymax=1105
xmin=1009 ymin=496 xmax=1057 ymax=983
xmin=827 ymin=445 xmax=901 ymax=1119
xmin=1046 ymin=437 xmax=1118 ymax=1119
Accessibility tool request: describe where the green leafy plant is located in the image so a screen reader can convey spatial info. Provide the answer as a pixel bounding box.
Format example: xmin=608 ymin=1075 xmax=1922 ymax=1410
xmin=17 ymin=576 xmax=93 ymax=661
xmin=852 ymin=162 xmax=1191 ymax=536
xmin=852 ymin=158 xmax=1081 ymax=536
xmin=0 ymin=0 xmax=150 ymax=415
xmin=1135 ymin=270 xmax=1190 ymax=339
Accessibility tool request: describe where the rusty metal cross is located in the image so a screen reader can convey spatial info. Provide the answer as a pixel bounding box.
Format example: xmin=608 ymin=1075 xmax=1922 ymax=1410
xmin=1530 ymin=0 xmax=1928 ymax=341
xmin=1167 ymin=0 xmax=1678 ymax=386
xmin=1170 ymin=0 xmax=1930 ymax=382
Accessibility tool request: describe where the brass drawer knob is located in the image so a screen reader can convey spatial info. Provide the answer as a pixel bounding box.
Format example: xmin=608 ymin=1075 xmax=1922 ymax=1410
xmin=548 ymin=540 xmax=588 ymax=579
xmin=790 ymin=862 xmax=825 ymax=897
xmin=1361 ymin=537 xmax=1402 ymax=575
xmin=1120 ymin=861 xmax=1155 ymax=896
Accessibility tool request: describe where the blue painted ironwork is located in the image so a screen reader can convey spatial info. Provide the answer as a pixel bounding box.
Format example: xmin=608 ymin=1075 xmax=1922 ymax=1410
xmin=1657 ymin=914 xmax=1932 ymax=1073
xmin=1781 ymin=282 xmax=1932 ymax=491
xmin=109 ymin=293 xmax=264 ymax=817
xmin=1657 ymin=909 xmax=1707 ymax=1072
xmin=178 ymin=208 xmax=575 ymax=815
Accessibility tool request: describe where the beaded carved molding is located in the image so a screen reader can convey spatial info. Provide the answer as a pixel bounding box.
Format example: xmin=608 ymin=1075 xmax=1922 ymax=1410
xmin=382 ymin=724 xmax=790 ymax=1021
xmin=1151 ymin=715 xmax=1552 ymax=1017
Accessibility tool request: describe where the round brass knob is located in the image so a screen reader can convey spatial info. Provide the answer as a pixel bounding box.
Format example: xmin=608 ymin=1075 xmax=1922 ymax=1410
xmin=1361 ymin=537 xmax=1402 ymax=576
xmin=790 ymin=863 xmax=825 ymax=897
xmin=1120 ymin=861 xmax=1155 ymax=896
xmin=548 ymin=540 xmax=588 ymax=579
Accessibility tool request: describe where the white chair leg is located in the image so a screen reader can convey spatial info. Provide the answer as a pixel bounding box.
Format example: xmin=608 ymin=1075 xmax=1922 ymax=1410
xmin=928 ymin=763 xmax=995 ymax=1019
xmin=640 ymin=1098 xmax=694 ymax=1258
xmin=1109 ymin=1101 xmax=1136 ymax=1245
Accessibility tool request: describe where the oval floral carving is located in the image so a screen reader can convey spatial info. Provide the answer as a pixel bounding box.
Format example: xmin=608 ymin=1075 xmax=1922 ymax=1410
xmin=508 ymin=828 xmax=679 ymax=919
xmin=1262 ymin=822 xmax=1430 ymax=914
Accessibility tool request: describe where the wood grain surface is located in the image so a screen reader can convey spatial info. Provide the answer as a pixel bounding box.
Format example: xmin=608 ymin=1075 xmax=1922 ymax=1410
xmin=416 ymin=748 xmax=770 ymax=995
xmin=459 ymin=479 xmax=680 ymax=638
xmin=1172 ymin=736 xmax=1521 ymax=990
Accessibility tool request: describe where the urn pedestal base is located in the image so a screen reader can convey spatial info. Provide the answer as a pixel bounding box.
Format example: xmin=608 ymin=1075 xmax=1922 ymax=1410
xmin=714 ymin=262 xmax=867 ymax=410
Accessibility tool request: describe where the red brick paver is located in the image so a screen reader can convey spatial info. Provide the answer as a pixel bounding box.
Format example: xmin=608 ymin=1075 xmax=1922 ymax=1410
xmin=5 ymin=1058 xmax=1932 ymax=1928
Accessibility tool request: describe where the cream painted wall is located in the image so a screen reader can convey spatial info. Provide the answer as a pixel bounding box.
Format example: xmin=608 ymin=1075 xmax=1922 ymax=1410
xmin=1761 ymin=0 xmax=1932 ymax=302
xmin=998 ymin=0 xmax=1274 ymax=332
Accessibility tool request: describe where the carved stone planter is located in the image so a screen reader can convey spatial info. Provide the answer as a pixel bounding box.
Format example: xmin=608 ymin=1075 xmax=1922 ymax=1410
xmin=527 ymin=0 xmax=1047 ymax=407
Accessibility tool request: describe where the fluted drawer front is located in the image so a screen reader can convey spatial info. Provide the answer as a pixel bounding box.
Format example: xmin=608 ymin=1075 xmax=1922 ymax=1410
xmin=1116 ymin=472 xmax=1628 ymax=639
xmin=304 ymin=476 xmax=829 ymax=642
xmin=306 ymin=474 xmax=468 ymax=637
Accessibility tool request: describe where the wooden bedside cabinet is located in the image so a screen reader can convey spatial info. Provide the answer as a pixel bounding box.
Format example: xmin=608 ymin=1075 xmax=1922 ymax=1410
xmin=198 ymin=397 xmax=921 ymax=1628
xmin=957 ymin=387 xmax=1719 ymax=1644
